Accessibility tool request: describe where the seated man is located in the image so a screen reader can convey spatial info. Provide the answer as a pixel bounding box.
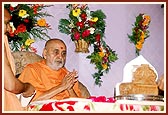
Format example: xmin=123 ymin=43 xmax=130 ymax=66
xmin=18 ymin=38 xmax=81 ymax=101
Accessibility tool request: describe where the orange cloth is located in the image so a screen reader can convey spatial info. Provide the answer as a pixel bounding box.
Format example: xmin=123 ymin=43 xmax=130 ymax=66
xmin=4 ymin=35 xmax=24 ymax=111
xmin=19 ymin=60 xmax=81 ymax=101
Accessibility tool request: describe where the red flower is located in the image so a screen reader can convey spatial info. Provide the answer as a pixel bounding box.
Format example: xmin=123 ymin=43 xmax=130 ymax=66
xmin=32 ymin=5 xmax=39 ymax=14
xmin=88 ymin=20 xmax=96 ymax=27
xmin=9 ymin=6 xmax=14 ymax=11
xmin=82 ymin=29 xmax=90 ymax=38
xmin=24 ymin=19 xmax=29 ymax=23
xmin=95 ymin=34 xmax=101 ymax=42
xmin=74 ymin=31 xmax=80 ymax=40
xmin=80 ymin=13 xmax=87 ymax=21
xmin=76 ymin=21 xmax=84 ymax=29
xmin=15 ymin=24 xmax=27 ymax=34
xmin=9 ymin=29 xmax=15 ymax=37
xmin=103 ymin=56 xmax=108 ymax=63
xmin=96 ymin=96 xmax=106 ymax=102
xmin=106 ymin=97 xmax=116 ymax=103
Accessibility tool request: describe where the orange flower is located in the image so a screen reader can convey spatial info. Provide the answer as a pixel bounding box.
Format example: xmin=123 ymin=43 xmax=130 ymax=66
xmin=37 ymin=18 xmax=47 ymax=27
xmin=144 ymin=15 xmax=151 ymax=21
xmin=136 ymin=41 xmax=143 ymax=50
xmin=142 ymin=15 xmax=150 ymax=26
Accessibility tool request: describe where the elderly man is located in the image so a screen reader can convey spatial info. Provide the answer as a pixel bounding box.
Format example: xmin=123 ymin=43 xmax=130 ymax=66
xmin=18 ymin=39 xmax=81 ymax=101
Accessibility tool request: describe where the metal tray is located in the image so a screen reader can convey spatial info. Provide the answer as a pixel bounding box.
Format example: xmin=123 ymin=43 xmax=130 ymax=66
xmin=114 ymin=94 xmax=164 ymax=102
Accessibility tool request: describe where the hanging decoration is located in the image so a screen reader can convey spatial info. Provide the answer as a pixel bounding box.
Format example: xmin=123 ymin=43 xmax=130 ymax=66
xmin=128 ymin=13 xmax=151 ymax=56
xmin=58 ymin=4 xmax=118 ymax=86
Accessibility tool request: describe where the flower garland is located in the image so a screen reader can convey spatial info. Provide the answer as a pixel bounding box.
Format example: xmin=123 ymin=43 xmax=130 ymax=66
xmin=4 ymin=4 xmax=53 ymax=52
xmin=58 ymin=4 xmax=118 ymax=86
xmin=128 ymin=13 xmax=151 ymax=56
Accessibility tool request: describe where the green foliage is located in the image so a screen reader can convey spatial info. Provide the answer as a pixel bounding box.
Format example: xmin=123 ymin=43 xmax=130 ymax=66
xmin=58 ymin=19 xmax=71 ymax=35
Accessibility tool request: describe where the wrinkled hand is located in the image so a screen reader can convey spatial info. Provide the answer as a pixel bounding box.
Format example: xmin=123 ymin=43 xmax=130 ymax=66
xmin=22 ymin=83 xmax=35 ymax=98
xmin=61 ymin=69 xmax=78 ymax=90
xmin=158 ymin=75 xmax=164 ymax=91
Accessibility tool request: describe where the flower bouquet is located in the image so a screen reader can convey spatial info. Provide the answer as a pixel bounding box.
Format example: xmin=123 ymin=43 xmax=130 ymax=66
xmin=58 ymin=4 xmax=106 ymax=53
xmin=128 ymin=13 xmax=151 ymax=56
xmin=58 ymin=4 xmax=118 ymax=86
xmin=4 ymin=4 xmax=53 ymax=52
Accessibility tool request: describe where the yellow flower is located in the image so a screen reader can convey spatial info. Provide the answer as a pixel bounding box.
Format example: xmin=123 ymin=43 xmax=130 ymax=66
xmin=25 ymin=39 xmax=35 ymax=46
xmin=136 ymin=41 xmax=143 ymax=50
xmin=102 ymin=63 xmax=108 ymax=70
xmin=19 ymin=10 xmax=27 ymax=17
xmin=72 ymin=8 xmax=81 ymax=17
xmin=37 ymin=18 xmax=47 ymax=27
xmin=90 ymin=17 xmax=98 ymax=22
xmin=98 ymin=48 xmax=105 ymax=57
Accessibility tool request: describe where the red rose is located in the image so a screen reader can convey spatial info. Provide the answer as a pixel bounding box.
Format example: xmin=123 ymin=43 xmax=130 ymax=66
xmin=82 ymin=29 xmax=90 ymax=38
xmin=74 ymin=32 xmax=80 ymax=40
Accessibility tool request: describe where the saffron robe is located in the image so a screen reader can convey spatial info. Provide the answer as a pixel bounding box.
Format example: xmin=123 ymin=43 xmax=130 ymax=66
xmin=19 ymin=60 xmax=81 ymax=101
xmin=4 ymin=35 xmax=24 ymax=111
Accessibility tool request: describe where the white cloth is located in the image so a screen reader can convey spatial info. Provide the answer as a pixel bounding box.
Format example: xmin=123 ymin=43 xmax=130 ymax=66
xmin=16 ymin=91 xmax=36 ymax=107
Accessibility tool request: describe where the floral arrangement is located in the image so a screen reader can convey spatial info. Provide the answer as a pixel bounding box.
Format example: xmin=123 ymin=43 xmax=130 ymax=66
xmin=58 ymin=4 xmax=118 ymax=86
xmin=4 ymin=4 xmax=52 ymax=52
xmin=128 ymin=13 xmax=151 ymax=56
